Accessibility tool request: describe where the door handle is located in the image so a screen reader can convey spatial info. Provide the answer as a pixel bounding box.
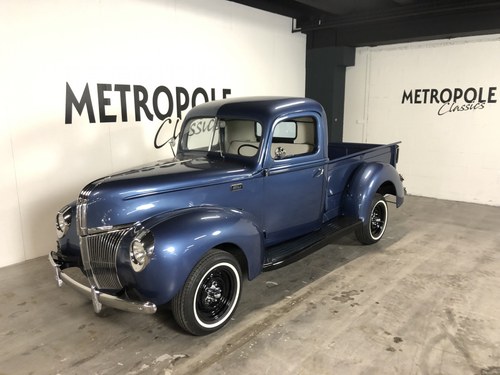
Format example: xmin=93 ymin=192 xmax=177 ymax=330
xmin=313 ymin=167 xmax=324 ymax=178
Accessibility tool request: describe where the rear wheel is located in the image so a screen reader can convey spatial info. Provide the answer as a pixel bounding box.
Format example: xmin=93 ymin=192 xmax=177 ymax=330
xmin=355 ymin=193 xmax=388 ymax=245
xmin=172 ymin=249 xmax=242 ymax=335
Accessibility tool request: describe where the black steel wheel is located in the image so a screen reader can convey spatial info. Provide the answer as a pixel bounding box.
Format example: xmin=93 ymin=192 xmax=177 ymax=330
xmin=355 ymin=193 xmax=388 ymax=245
xmin=172 ymin=249 xmax=242 ymax=335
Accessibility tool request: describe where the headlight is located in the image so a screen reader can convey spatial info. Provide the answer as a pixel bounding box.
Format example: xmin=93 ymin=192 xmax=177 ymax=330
xmin=56 ymin=205 xmax=72 ymax=238
xmin=129 ymin=230 xmax=155 ymax=272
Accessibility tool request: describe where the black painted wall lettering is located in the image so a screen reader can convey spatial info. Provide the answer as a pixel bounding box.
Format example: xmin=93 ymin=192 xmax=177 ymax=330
xmin=65 ymin=82 xmax=232 ymax=124
xmin=401 ymin=86 xmax=497 ymax=115
xmin=175 ymin=87 xmax=189 ymax=119
xmin=65 ymin=82 xmax=96 ymax=124
xmin=97 ymin=84 xmax=117 ymax=123
xmin=115 ymin=84 xmax=131 ymax=122
xmin=153 ymin=86 xmax=173 ymax=120
xmin=134 ymin=85 xmax=154 ymax=122
xmin=192 ymin=87 xmax=209 ymax=107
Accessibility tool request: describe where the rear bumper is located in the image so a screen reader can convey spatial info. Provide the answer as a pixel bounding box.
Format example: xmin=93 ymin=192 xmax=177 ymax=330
xmin=48 ymin=253 xmax=157 ymax=315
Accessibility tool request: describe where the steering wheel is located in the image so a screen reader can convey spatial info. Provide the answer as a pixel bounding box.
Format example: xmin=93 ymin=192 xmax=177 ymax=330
xmin=237 ymin=144 xmax=259 ymax=156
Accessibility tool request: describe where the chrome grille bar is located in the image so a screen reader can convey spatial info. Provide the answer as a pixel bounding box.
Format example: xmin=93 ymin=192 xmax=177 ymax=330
xmin=77 ymin=182 xmax=93 ymax=236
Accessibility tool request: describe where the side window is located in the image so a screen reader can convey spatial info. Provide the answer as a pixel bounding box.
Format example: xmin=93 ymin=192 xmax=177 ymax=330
xmin=271 ymin=117 xmax=317 ymax=160
xmin=257 ymin=121 xmax=296 ymax=140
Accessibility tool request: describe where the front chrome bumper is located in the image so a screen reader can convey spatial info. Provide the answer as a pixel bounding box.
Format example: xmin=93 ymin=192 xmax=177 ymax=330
xmin=48 ymin=253 xmax=157 ymax=315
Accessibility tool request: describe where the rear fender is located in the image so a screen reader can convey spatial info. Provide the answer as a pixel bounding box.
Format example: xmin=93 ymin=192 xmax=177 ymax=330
xmin=118 ymin=207 xmax=264 ymax=305
xmin=341 ymin=162 xmax=404 ymax=223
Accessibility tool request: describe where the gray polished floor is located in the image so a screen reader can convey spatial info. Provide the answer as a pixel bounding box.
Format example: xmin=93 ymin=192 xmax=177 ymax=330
xmin=1 ymin=195 xmax=499 ymax=374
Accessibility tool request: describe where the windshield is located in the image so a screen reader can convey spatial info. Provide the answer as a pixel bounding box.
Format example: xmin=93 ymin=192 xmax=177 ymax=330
xmin=180 ymin=117 xmax=262 ymax=157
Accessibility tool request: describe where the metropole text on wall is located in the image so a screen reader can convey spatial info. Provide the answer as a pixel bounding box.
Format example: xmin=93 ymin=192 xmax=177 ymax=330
xmin=401 ymin=86 xmax=497 ymax=115
xmin=65 ymin=82 xmax=232 ymax=148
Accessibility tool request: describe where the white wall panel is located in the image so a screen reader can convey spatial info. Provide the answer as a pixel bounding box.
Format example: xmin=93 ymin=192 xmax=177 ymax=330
xmin=344 ymin=36 xmax=500 ymax=206
xmin=0 ymin=0 xmax=306 ymax=267
xmin=0 ymin=124 xmax=25 ymax=266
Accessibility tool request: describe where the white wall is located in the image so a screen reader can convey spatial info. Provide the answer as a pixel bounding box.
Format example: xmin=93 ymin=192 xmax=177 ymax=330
xmin=344 ymin=35 xmax=500 ymax=206
xmin=0 ymin=0 xmax=306 ymax=268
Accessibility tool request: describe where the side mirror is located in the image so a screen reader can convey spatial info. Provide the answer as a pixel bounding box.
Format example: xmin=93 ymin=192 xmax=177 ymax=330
xmin=154 ymin=118 xmax=182 ymax=156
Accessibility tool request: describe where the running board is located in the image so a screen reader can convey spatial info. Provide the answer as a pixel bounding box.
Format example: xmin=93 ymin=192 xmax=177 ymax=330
xmin=263 ymin=217 xmax=361 ymax=271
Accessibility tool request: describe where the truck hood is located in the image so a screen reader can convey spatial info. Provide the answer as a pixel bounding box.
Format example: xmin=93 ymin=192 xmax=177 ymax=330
xmin=80 ymin=154 xmax=256 ymax=230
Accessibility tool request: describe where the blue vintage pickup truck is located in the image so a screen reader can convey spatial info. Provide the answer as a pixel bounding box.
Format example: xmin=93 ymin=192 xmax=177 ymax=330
xmin=49 ymin=97 xmax=404 ymax=335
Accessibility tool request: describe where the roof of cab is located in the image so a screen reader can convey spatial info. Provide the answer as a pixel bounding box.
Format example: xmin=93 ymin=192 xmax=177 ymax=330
xmin=185 ymin=96 xmax=325 ymax=121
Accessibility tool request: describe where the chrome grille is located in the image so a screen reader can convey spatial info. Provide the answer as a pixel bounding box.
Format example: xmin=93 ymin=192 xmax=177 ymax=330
xmin=81 ymin=228 xmax=131 ymax=289
xmin=77 ymin=179 xmax=130 ymax=290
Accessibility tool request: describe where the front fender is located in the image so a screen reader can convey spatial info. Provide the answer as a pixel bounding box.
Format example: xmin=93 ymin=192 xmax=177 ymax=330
xmin=55 ymin=201 xmax=82 ymax=267
xmin=341 ymin=162 xmax=404 ymax=223
xmin=117 ymin=207 xmax=264 ymax=306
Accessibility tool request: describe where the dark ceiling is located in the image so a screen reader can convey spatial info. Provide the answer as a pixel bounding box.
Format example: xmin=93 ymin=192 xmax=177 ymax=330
xmin=228 ymin=0 xmax=500 ymax=48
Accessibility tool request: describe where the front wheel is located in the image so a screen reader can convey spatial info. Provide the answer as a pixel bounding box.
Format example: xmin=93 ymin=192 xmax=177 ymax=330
xmin=172 ymin=249 xmax=242 ymax=336
xmin=355 ymin=193 xmax=389 ymax=245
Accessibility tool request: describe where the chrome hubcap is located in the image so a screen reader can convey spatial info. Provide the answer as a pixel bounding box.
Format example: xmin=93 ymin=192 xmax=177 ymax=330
xmin=204 ymin=281 xmax=222 ymax=304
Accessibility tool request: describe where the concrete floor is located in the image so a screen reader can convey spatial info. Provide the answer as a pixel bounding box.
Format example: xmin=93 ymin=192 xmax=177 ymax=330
xmin=1 ymin=195 xmax=499 ymax=375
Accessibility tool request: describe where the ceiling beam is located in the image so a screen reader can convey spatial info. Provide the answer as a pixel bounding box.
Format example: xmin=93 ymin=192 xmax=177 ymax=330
xmin=227 ymin=0 xmax=500 ymax=47
xmin=298 ymin=1 xmax=500 ymax=30
xmin=305 ymin=4 xmax=500 ymax=47
xmin=227 ymin=0 xmax=321 ymax=19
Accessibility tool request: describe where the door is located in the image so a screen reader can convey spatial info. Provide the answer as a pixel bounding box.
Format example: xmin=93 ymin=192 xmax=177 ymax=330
xmin=263 ymin=114 xmax=326 ymax=245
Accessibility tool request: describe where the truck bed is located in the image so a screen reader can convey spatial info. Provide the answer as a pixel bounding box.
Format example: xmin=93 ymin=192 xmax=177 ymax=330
xmin=328 ymin=142 xmax=400 ymax=166
xmin=324 ymin=142 xmax=401 ymax=221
